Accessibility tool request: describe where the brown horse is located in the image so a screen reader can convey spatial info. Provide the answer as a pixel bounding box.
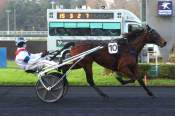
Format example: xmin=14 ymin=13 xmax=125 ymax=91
xmin=69 ymin=25 xmax=167 ymax=98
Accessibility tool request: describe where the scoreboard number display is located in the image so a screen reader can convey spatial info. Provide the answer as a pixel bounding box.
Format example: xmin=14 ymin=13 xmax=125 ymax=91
xmin=57 ymin=12 xmax=114 ymax=19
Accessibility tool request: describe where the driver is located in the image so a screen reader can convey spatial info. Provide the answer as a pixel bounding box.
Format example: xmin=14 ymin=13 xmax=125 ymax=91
xmin=15 ymin=37 xmax=57 ymax=72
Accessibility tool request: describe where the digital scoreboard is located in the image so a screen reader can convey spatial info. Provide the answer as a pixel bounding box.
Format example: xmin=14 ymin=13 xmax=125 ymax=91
xmin=57 ymin=13 xmax=114 ymax=19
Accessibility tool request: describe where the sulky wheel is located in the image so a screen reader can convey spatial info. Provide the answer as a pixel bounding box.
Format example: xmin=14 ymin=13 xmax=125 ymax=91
xmin=36 ymin=73 xmax=64 ymax=103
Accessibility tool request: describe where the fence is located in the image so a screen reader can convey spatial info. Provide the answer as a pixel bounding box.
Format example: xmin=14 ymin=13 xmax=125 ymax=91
xmin=0 ymin=31 xmax=47 ymax=37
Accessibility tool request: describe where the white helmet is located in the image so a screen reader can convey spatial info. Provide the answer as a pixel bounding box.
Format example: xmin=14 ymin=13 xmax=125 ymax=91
xmin=15 ymin=37 xmax=27 ymax=47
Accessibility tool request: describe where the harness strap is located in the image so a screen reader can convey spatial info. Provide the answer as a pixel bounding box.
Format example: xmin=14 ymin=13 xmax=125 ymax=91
xmin=111 ymin=53 xmax=119 ymax=71
xmin=129 ymin=47 xmax=137 ymax=56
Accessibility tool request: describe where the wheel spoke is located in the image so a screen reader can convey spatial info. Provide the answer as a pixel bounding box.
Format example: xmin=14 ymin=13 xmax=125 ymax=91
xmin=43 ymin=91 xmax=49 ymax=100
xmin=50 ymin=92 xmax=58 ymax=98
xmin=50 ymin=78 xmax=58 ymax=86
xmin=37 ymin=85 xmax=46 ymax=90
xmin=53 ymin=84 xmax=63 ymax=90
xmin=42 ymin=78 xmax=50 ymax=86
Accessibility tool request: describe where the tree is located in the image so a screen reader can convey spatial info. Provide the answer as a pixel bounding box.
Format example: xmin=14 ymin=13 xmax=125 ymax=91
xmin=86 ymin=0 xmax=106 ymax=9
xmin=110 ymin=0 xmax=140 ymax=17
xmin=0 ymin=0 xmax=50 ymax=31
xmin=86 ymin=0 xmax=140 ymax=17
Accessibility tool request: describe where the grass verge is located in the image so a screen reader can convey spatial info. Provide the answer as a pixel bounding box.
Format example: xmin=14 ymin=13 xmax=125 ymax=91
xmin=0 ymin=61 xmax=175 ymax=86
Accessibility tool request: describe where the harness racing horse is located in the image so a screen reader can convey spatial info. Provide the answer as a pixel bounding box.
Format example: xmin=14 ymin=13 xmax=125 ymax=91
xmin=69 ymin=25 xmax=167 ymax=98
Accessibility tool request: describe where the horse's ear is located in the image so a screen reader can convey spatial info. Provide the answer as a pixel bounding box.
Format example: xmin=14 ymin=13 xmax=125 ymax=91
xmin=146 ymin=25 xmax=149 ymax=29
xmin=147 ymin=25 xmax=150 ymax=28
xmin=144 ymin=25 xmax=151 ymax=32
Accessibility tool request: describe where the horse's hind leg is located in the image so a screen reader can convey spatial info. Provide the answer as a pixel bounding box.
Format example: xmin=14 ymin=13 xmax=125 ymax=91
xmin=83 ymin=63 xmax=109 ymax=98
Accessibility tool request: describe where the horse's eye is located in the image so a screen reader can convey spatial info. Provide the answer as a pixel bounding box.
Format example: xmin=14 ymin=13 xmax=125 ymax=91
xmin=150 ymin=30 xmax=153 ymax=33
xmin=152 ymin=32 xmax=159 ymax=38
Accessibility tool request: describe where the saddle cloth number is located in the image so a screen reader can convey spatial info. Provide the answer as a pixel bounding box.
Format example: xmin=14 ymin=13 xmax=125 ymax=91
xmin=108 ymin=42 xmax=118 ymax=54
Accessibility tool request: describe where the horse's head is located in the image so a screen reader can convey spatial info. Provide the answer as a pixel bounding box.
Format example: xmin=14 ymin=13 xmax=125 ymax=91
xmin=144 ymin=25 xmax=167 ymax=47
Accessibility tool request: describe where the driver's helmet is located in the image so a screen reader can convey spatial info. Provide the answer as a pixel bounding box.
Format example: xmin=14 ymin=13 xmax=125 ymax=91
xmin=15 ymin=37 xmax=27 ymax=47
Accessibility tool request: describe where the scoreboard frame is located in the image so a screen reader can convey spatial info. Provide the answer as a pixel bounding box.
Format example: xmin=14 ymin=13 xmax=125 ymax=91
xmin=57 ymin=12 xmax=114 ymax=19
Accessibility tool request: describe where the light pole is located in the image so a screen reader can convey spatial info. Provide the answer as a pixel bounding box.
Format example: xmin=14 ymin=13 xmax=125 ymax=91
xmin=51 ymin=1 xmax=55 ymax=9
xmin=75 ymin=0 xmax=78 ymax=9
xmin=140 ymin=0 xmax=147 ymax=23
xmin=14 ymin=8 xmax=16 ymax=32
xmin=5 ymin=10 xmax=11 ymax=34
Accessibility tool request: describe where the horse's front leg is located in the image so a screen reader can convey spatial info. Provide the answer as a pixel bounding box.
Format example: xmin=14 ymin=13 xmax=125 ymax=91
xmin=131 ymin=66 xmax=155 ymax=97
xmin=116 ymin=73 xmax=135 ymax=85
xmin=137 ymin=78 xmax=155 ymax=97
xmin=117 ymin=69 xmax=155 ymax=97
xmin=115 ymin=65 xmax=136 ymax=85
xmin=83 ymin=63 xmax=109 ymax=99
xmin=134 ymin=67 xmax=155 ymax=97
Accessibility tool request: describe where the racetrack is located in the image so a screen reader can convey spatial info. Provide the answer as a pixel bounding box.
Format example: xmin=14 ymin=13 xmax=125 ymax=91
xmin=0 ymin=86 xmax=175 ymax=116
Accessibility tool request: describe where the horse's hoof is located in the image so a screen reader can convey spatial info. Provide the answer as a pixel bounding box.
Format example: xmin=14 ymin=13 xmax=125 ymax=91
xmin=148 ymin=92 xmax=156 ymax=99
xmin=151 ymin=95 xmax=156 ymax=99
xmin=121 ymin=82 xmax=127 ymax=85
xmin=102 ymin=94 xmax=109 ymax=100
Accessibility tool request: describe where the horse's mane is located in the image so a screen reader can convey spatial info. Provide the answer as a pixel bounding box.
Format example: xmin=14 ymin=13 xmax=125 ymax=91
xmin=123 ymin=29 xmax=145 ymax=42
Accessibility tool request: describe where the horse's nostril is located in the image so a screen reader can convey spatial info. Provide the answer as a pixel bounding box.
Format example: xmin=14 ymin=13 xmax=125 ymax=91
xmin=164 ymin=41 xmax=167 ymax=46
